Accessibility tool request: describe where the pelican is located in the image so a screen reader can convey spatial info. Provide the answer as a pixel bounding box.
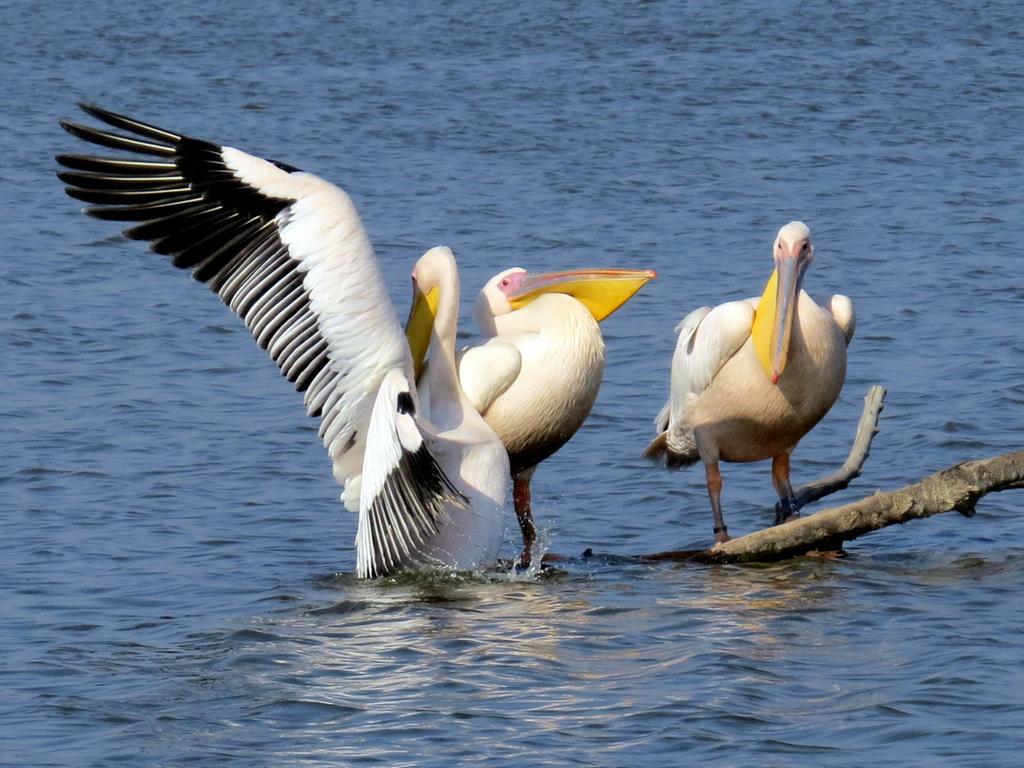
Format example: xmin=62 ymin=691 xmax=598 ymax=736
xmin=644 ymin=221 xmax=855 ymax=543
xmin=457 ymin=267 xmax=655 ymax=565
xmin=57 ymin=104 xmax=509 ymax=578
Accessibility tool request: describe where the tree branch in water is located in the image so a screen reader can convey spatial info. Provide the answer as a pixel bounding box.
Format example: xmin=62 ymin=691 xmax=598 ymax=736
xmin=644 ymin=449 xmax=1024 ymax=564
xmin=593 ymin=385 xmax=1020 ymax=565
xmin=777 ymin=384 xmax=887 ymax=519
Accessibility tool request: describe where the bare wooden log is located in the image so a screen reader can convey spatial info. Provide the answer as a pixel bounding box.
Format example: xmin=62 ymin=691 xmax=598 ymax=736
xmin=777 ymin=384 xmax=887 ymax=520
xmin=644 ymin=450 xmax=1024 ymax=564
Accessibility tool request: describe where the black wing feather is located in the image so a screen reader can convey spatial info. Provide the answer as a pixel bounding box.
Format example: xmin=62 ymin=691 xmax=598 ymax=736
xmin=360 ymin=390 xmax=471 ymax=579
xmin=56 ymin=104 xmax=333 ymax=397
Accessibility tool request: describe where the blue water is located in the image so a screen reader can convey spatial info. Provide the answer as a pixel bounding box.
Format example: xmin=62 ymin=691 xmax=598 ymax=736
xmin=3 ymin=1 xmax=1024 ymax=765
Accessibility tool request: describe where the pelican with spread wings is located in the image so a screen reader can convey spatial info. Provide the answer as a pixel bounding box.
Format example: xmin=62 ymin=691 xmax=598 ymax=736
xmin=57 ymin=104 xmax=509 ymax=578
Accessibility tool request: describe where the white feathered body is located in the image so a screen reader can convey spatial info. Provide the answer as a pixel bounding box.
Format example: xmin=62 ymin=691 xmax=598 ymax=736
xmin=655 ymin=291 xmax=853 ymax=466
xmin=423 ymin=426 xmax=508 ymax=569
xmin=462 ymin=294 xmax=606 ymax=475
xmin=416 ymin=339 xmax=509 ymax=569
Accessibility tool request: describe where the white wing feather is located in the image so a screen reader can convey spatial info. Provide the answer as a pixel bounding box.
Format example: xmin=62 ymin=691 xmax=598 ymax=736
xmin=661 ymin=300 xmax=755 ymax=433
xmin=271 ymin=174 xmax=412 ymax=508
xmin=457 ymin=338 xmax=523 ymax=415
xmin=827 ymin=294 xmax=856 ymax=345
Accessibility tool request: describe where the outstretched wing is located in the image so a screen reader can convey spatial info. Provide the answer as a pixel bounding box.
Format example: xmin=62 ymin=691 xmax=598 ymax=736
xmin=356 ymin=369 xmax=469 ymax=579
xmin=57 ymin=104 xmax=412 ymax=510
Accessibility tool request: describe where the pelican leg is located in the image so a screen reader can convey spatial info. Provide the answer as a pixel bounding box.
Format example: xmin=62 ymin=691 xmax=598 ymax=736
xmin=513 ymin=468 xmax=537 ymax=568
xmin=772 ymin=453 xmax=800 ymax=525
xmin=704 ymin=461 xmax=730 ymax=543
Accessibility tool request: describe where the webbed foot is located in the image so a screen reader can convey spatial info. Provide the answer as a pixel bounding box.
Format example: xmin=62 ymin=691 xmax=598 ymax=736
xmin=773 ymin=496 xmax=801 ymax=525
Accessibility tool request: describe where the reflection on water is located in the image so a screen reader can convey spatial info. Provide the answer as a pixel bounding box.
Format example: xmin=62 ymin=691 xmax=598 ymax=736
xmin=176 ymin=553 xmax=1015 ymax=765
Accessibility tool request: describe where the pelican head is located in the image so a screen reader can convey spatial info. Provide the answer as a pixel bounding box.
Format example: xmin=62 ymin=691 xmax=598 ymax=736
xmin=752 ymin=221 xmax=814 ymax=384
xmin=407 ymin=246 xmax=458 ymax=377
xmin=473 ymin=266 xmax=656 ymax=333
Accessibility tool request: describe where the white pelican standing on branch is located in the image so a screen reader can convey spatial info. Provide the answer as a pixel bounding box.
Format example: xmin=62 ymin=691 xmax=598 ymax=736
xmin=644 ymin=222 xmax=855 ymax=543
xmin=57 ymin=104 xmax=509 ymax=578
xmin=458 ymin=267 xmax=655 ymax=565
